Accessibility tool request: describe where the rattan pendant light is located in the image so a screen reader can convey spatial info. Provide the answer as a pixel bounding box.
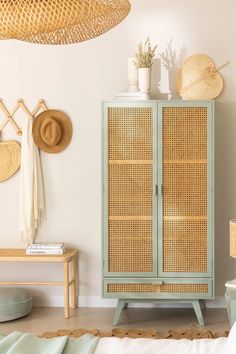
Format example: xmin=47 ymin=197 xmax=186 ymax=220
xmin=0 ymin=0 xmax=131 ymax=45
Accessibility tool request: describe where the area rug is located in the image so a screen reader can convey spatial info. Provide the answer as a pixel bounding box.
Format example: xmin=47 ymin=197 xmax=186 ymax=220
xmin=41 ymin=324 xmax=229 ymax=340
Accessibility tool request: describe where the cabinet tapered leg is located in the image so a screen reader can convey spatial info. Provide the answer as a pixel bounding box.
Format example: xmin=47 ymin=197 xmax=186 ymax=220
xmin=112 ymin=299 xmax=127 ymax=326
xmin=199 ymin=300 xmax=205 ymax=310
xmin=192 ymin=300 xmax=204 ymax=326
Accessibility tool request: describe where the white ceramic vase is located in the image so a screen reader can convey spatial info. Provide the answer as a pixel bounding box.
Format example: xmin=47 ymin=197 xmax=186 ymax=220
xmin=138 ymin=67 xmax=151 ymax=99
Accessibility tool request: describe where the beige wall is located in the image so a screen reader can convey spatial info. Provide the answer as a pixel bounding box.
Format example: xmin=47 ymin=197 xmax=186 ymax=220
xmin=0 ymin=0 xmax=235 ymax=304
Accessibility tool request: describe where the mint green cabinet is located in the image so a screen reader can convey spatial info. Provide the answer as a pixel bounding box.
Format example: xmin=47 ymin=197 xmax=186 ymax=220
xmin=102 ymin=100 xmax=214 ymax=326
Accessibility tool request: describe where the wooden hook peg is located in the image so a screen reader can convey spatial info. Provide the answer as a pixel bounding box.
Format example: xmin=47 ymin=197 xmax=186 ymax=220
xmin=17 ymin=130 xmax=22 ymax=136
xmin=39 ymin=99 xmax=45 ymax=103
xmin=18 ymin=98 xmax=23 ymax=103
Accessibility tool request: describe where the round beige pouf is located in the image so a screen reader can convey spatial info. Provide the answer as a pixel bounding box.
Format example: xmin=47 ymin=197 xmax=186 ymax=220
xmin=0 ymin=288 xmax=32 ymax=322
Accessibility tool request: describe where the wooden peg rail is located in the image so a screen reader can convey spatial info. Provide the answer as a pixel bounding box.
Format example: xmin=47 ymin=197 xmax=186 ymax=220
xmin=0 ymin=99 xmax=48 ymax=136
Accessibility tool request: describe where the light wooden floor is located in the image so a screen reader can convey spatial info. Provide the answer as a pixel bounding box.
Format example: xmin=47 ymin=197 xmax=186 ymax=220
xmin=0 ymin=307 xmax=230 ymax=336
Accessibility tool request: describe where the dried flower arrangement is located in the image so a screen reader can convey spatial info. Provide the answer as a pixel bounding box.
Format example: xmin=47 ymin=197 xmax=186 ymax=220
xmin=134 ymin=37 xmax=157 ymax=68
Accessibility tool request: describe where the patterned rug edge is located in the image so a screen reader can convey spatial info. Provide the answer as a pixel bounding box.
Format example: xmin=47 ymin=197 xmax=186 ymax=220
xmin=40 ymin=324 xmax=229 ymax=340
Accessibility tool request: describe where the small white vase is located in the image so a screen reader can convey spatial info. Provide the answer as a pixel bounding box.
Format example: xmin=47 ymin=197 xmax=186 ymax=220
xmin=138 ymin=67 xmax=151 ymax=99
xmin=128 ymin=58 xmax=139 ymax=92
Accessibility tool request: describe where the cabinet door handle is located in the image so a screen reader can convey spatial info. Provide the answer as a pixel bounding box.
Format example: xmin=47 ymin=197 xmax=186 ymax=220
xmin=156 ymin=185 xmax=163 ymax=195
xmin=151 ymin=281 xmax=163 ymax=285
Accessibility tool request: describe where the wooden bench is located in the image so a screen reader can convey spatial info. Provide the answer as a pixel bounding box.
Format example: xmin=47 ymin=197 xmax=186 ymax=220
xmin=0 ymin=248 xmax=78 ymax=318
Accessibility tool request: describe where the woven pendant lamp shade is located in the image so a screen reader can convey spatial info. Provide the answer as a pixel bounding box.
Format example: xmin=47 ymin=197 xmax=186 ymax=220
xmin=230 ymin=219 xmax=236 ymax=258
xmin=0 ymin=0 xmax=131 ymax=45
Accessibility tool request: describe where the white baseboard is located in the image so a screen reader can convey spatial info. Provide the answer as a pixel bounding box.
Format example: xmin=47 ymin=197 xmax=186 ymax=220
xmin=33 ymin=295 xmax=227 ymax=308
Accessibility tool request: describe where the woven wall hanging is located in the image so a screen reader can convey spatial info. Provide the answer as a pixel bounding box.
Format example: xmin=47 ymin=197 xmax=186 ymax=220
xmin=0 ymin=0 xmax=131 ymax=45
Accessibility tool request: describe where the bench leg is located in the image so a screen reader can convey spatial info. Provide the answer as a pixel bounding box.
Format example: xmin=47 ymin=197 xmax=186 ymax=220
xmin=71 ymin=254 xmax=78 ymax=309
xmin=64 ymin=261 xmax=69 ymax=319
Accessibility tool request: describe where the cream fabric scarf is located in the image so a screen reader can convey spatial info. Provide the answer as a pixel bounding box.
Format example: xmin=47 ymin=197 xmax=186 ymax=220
xmin=19 ymin=116 xmax=45 ymax=245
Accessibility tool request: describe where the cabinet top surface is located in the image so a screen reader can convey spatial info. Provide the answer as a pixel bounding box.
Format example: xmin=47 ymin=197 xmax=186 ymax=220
xmin=102 ymin=99 xmax=214 ymax=104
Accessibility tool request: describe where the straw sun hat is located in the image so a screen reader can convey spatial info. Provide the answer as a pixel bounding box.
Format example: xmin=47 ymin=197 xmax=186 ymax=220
xmin=176 ymin=54 xmax=225 ymax=100
xmin=0 ymin=0 xmax=131 ymax=45
xmin=32 ymin=110 xmax=72 ymax=153
xmin=0 ymin=141 xmax=21 ymax=182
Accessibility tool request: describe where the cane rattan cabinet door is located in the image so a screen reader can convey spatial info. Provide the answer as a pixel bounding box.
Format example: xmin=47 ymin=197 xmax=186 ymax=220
xmin=102 ymin=101 xmax=158 ymax=277
xmin=158 ymin=101 xmax=214 ymax=278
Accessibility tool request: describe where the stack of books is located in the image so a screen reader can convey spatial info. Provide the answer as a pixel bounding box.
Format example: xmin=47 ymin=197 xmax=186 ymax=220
xmin=26 ymin=243 xmax=65 ymax=255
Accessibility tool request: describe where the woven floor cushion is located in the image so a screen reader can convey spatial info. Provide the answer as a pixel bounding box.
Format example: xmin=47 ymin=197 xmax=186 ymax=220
xmin=0 ymin=288 xmax=32 ymax=322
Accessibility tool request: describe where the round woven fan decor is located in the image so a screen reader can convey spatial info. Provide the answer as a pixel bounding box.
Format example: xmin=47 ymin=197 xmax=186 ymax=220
xmin=176 ymin=54 xmax=224 ymax=100
xmin=0 ymin=141 xmax=21 ymax=182
xmin=0 ymin=0 xmax=131 ymax=45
